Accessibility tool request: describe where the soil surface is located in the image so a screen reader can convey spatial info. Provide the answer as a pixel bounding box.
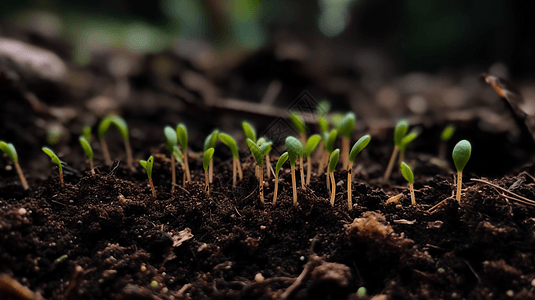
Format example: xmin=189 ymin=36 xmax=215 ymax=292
xmin=3 ymin=24 xmax=535 ymax=300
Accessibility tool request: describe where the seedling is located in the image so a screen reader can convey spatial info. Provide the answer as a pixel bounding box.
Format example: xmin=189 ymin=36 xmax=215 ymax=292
xmin=176 ymin=123 xmax=191 ymax=185
xmin=79 ymin=136 xmax=95 ymax=174
xmin=304 ymin=134 xmax=321 ymax=185
xmin=328 ymin=149 xmax=340 ymax=206
xmin=204 ymin=129 xmax=219 ymax=183
xmin=347 ymin=135 xmax=371 ymax=210
xmin=257 ymin=137 xmax=274 ymax=180
xmin=336 ymin=112 xmax=356 ymax=169
xmin=246 ymin=138 xmax=271 ymax=204
xmin=273 ymin=152 xmax=289 ymax=206
xmin=439 ymin=124 xmax=456 ymax=160
xmin=384 ymin=119 xmax=409 ymax=181
xmin=42 ymin=147 xmax=63 ymax=185
xmin=82 ymin=125 xmax=92 ymax=142
xmin=242 ymin=121 xmax=257 ymax=143
xmin=290 ymin=111 xmax=307 ymax=146
xmin=318 ymin=129 xmax=338 ymax=174
xmin=452 ymin=140 xmax=471 ymax=203
xmin=218 ymin=133 xmax=243 ymax=187
xmin=164 ymin=126 xmax=178 ymax=192
xmin=398 ymin=128 xmax=420 ymax=165
xmin=203 ymin=148 xmax=215 ymax=196
xmin=98 ymin=115 xmax=134 ymax=169
xmin=400 ymin=162 xmax=415 ymax=205
xmin=139 ymin=155 xmax=156 ymax=198
xmin=0 ymin=141 xmax=29 ymax=190
xmin=285 ymin=136 xmax=304 ymax=206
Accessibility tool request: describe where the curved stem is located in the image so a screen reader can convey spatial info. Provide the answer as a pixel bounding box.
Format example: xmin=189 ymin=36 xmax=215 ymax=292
xmin=330 ymin=172 xmax=336 ymax=206
xmin=232 ymin=158 xmax=237 ymax=187
xmin=149 ymin=178 xmax=156 ymax=198
xmin=384 ymin=146 xmax=399 ymax=182
xmin=273 ymin=177 xmax=279 ymax=206
xmin=14 ymin=161 xmax=29 ymax=190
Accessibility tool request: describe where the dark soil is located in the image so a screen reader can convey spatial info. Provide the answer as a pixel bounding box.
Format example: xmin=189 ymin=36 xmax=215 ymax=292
xmin=3 ymin=25 xmax=535 ymax=300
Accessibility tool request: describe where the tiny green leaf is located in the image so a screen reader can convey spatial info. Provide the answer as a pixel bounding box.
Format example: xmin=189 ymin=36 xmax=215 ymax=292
xmin=98 ymin=116 xmax=113 ymax=139
xmin=172 ymin=145 xmax=184 ymax=163
xmin=82 ymin=126 xmax=92 ymax=142
xmin=79 ymin=136 xmax=93 ymax=160
xmin=400 ymin=162 xmax=414 ymax=184
xmin=349 ymin=134 xmax=371 ymax=162
xmin=246 ymin=138 xmax=263 ymax=166
xmin=285 ymin=136 xmax=303 ymax=166
xmin=318 ymin=116 xmax=329 ymax=134
xmin=289 ymin=112 xmax=306 ymax=134
xmin=164 ymin=126 xmax=178 ymax=153
xmin=441 ymin=124 xmax=456 ymax=142
xmin=242 ymin=121 xmax=257 ymax=143
xmin=328 ymin=149 xmax=340 ymax=173
xmin=394 ymin=119 xmax=409 ymax=146
xmin=203 ymin=148 xmax=215 ymax=171
xmin=452 ymin=140 xmax=471 ymax=172
xmin=218 ymin=133 xmax=239 ymax=158
xmin=110 ymin=116 xmax=129 ymax=140
xmin=257 ymin=137 xmax=267 ymax=145
xmin=399 ymin=128 xmax=420 ymax=153
xmin=0 ymin=141 xmax=18 ymax=162
xmin=176 ymin=123 xmax=188 ymax=150
xmin=337 ymin=112 xmax=356 ymax=138
xmin=203 ymin=130 xmax=219 ymax=152
xmin=275 ymin=152 xmax=289 ymax=178
xmin=139 ymin=155 xmax=154 ymax=178
xmin=305 ymin=134 xmax=321 ymax=158
xmin=323 ymin=130 xmax=338 ymax=153
xmin=42 ymin=147 xmax=62 ymax=174
xmin=259 ymin=141 xmax=272 ymax=157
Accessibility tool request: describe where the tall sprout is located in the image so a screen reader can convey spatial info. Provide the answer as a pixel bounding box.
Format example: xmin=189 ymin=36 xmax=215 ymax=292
xmin=42 ymin=147 xmax=63 ymax=185
xmin=98 ymin=115 xmax=133 ymax=169
xmin=285 ymin=136 xmax=304 ymax=206
xmin=176 ymin=123 xmax=191 ymax=185
xmin=139 ymin=156 xmax=155 ymax=198
xmin=218 ymin=133 xmax=242 ymax=187
xmin=0 ymin=141 xmax=29 ymax=190
xmin=273 ymin=152 xmax=289 ymax=206
xmin=246 ymin=138 xmax=271 ymax=204
xmin=347 ymin=135 xmax=371 ymax=210
xmin=328 ymin=149 xmax=340 ymax=206
xmin=452 ymin=140 xmax=471 ymax=203
xmin=384 ymin=119 xmax=408 ymax=181
xmin=164 ymin=126 xmax=178 ymax=192
xmin=203 ymin=148 xmax=215 ymax=196
xmin=336 ymin=112 xmax=356 ymax=170
xmin=79 ymin=136 xmax=95 ymax=175
xmin=204 ymin=130 xmax=219 ymax=183
xmin=290 ymin=111 xmax=307 ymax=146
xmin=400 ymin=162 xmax=415 ymax=205
xmin=257 ymin=137 xmax=274 ymax=180
xmin=304 ymin=134 xmax=321 ymax=185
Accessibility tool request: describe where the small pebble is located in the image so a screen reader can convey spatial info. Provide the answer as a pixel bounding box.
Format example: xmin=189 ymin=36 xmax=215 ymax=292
xmin=18 ymin=208 xmax=27 ymax=216
xmin=254 ymin=273 xmax=264 ymax=282
xmin=260 ymin=225 xmax=267 ymax=230
xmin=506 ymin=290 xmax=514 ymax=297
xmin=5 ymin=165 xmax=12 ymax=171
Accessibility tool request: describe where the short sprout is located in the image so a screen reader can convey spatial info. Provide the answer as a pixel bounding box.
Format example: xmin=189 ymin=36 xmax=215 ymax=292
xmin=246 ymin=139 xmax=264 ymax=166
xmin=305 ymin=134 xmax=321 ymax=158
xmin=289 ymin=112 xmax=306 ymax=134
xmin=328 ymin=149 xmax=340 ymax=173
xmin=285 ymin=136 xmax=303 ymax=166
xmin=242 ymin=121 xmax=257 ymax=143
xmin=394 ymin=119 xmax=409 ymax=146
xmin=400 ymin=162 xmax=414 ymax=184
xmin=42 ymin=147 xmax=63 ymax=185
xmin=139 ymin=156 xmax=154 ymax=179
xmin=337 ymin=112 xmax=356 ymax=138
xmin=275 ymin=152 xmax=289 ymax=178
xmin=349 ymin=135 xmax=371 ymax=163
xmin=218 ymin=133 xmax=239 ymax=158
xmin=203 ymin=148 xmax=215 ymax=171
xmin=0 ymin=141 xmax=18 ymax=162
xmin=452 ymin=140 xmax=471 ymax=172
xmin=79 ymin=136 xmax=93 ymax=161
xmin=204 ymin=130 xmax=219 ymax=151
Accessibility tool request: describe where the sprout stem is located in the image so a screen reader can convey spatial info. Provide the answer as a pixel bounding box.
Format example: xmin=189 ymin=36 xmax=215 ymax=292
xmin=330 ymin=172 xmax=336 ymax=206
xmin=291 ymin=165 xmax=297 ymax=206
xmin=342 ymin=137 xmax=349 ymax=170
xmin=265 ymin=155 xmax=272 ymax=180
xmin=14 ymin=161 xmax=29 ymax=190
xmin=183 ymin=150 xmax=191 ymax=184
xmin=326 ymin=169 xmax=330 ymax=194
xmin=232 ymin=158 xmax=237 ymax=187
xmin=149 ymin=178 xmax=156 ymax=198
xmin=347 ymin=163 xmax=353 ymax=210
xmin=89 ymin=159 xmax=95 ymax=175
xmin=273 ymin=177 xmax=279 ymax=206
xmin=299 ymin=157 xmax=305 ymax=189
xmin=456 ymin=171 xmax=462 ymax=203
xmin=318 ymin=151 xmax=328 ymax=174
xmin=384 ymin=146 xmax=399 ymax=181
xmin=398 ymin=152 xmax=405 ymax=168
xmin=259 ymin=165 xmax=264 ymax=205
xmin=100 ymin=138 xmax=112 ymax=166
xmin=205 ymin=168 xmax=210 ymax=196
xmin=59 ymin=169 xmax=64 ymax=185
xmin=409 ymin=183 xmax=415 ymax=205
xmin=306 ymin=157 xmax=312 ymax=186
xmin=124 ymin=137 xmax=133 ymax=169
xmin=171 ymin=156 xmax=176 ymax=193
xmin=209 ymin=158 xmax=213 ymax=183
xmin=299 ymin=133 xmax=307 ymax=150
xmin=237 ymin=159 xmax=243 ymax=180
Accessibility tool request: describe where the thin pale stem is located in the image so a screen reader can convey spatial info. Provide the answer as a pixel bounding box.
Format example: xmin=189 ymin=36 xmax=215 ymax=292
xmin=259 ymin=166 xmax=264 ymax=205
xmin=209 ymin=158 xmax=213 ymax=183
xmin=330 ymin=172 xmax=336 ymax=206
xmin=237 ymin=158 xmax=243 ymax=180
xmin=291 ymin=165 xmax=297 ymax=206
xmin=100 ymin=138 xmax=112 ymax=166
xmin=384 ymin=146 xmax=399 ymax=181
xmin=59 ymin=169 xmax=64 ymax=185
xmin=318 ymin=151 xmax=328 ymax=174
xmin=255 ymin=165 xmax=260 ymax=180
xmin=456 ymin=171 xmax=462 ymax=203
xmin=342 ymin=137 xmax=349 ymax=170
xmin=299 ymin=133 xmax=307 ymax=150
xmin=14 ymin=161 xmax=29 ymax=190
xmin=409 ymin=183 xmax=415 ymax=205
xmin=171 ymin=156 xmax=176 ymax=193
xmin=398 ymin=151 xmax=405 ymax=168
xmin=184 ymin=150 xmax=191 ymax=182
xmin=347 ymin=163 xmax=353 ymax=210
xmin=306 ymin=157 xmax=312 ymax=186
xmin=149 ymin=178 xmax=156 ymax=198
xmin=326 ymin=169 xmax=330 ymax=194
xmin=205 ymin=170 xmax=210 ymax=196
xmin=89 ymin=159 xmax=95 ymax=175
xmin=299 ymin=157 xmax=305 ymax=189
xmin=232 ymin=158 xmax=237 ymax=187
xmin=265 ymin=155 xmax=272 ymax=180
xmin=273 ymin=177 xmax=279 ymax=206
xmin=124 ymin=138 xmax=133 ymax=169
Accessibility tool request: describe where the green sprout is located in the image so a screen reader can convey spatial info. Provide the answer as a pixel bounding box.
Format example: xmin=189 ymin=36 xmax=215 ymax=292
xmin=273 ymin=152 xmax=289 ymax=206
xmin=204 ymin=129 xmax=219 ymax=184
xmin=98 ymin=115 xmax=134 ymax=169
xmin=398 ymin=128 xmax=420 ymax=165
xmin=82 ymin=125 xmax=92 ymax=142
xmin=139 ymin=155 xmax=156 ymax=198
xmin=79 ymin=136 xmax=95 ymax=175
xmin=452 ymin=140 xmax=471 ymax=203
xmin=328 ymin=149 xmax=340 ymax=207
xmin=203 ymin=148 xmax=215 ymax=196
xmin=0 ymin=141 xmax=29 ymax=190
xmin=439 ymin=124 xmax=456 ymax=160
xmin=289 ymin=111 xmax=307 ymax=146
xmin=257 ymin=137 xmax=274 ymax=180
xmin=347 ymin=135 xmax=371 ymax=210
xmin=384 ymin=119 xmax=409 ymax=181
xmin=246 ymin=138 xmax=271 ymax=204
xmin=218 ymin=133 xmax=243 ymax=187
xmin=176 ymin=123 xmax=191 ymax=185
xmin=320 ymin=129 xmax=338 ymax=193
xmin=42 ymin=147 xmax=63 ymax=185
xmin=400 ymin=162 xmax=415 ymax=205
xmin=285 ymin=136 xmax=304 ymax=206
xmin=304 ymin=134 xmax=321 ymax=185
xmin=164 ymin=126 xmax=178 ymax=193
xmin=242 ymin=121 xmax=257 ymax=143
xmin=336 ymin=112 xmax=356 ymax=170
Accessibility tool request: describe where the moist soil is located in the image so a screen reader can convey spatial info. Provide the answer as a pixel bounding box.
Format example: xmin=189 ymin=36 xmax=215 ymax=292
xmin=3 ymin=26 xmax=535 ymax=300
